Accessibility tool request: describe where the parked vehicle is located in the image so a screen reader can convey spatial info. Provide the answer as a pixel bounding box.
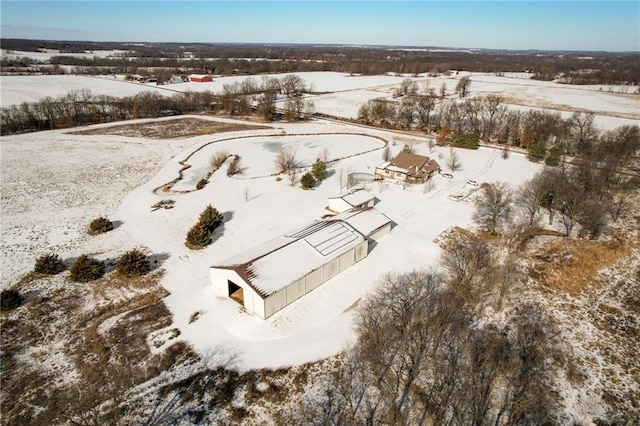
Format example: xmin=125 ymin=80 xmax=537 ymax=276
xmin=441 ymin=173 xmax=453 ymax=179
xmin=466 ymin=179 xmax=479 ymax=186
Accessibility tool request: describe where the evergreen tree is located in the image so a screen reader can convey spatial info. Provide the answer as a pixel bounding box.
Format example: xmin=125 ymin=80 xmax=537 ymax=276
xmin=116 ymin=249 xmax=151 ymax=277
xmin=527 ymin=142 xmax=547 ymax=163
xmin=185 ymin=224 xmax=211 ymax=249
xmin=301 ymin=172 xmax=316 ymax=189
xmin=198 ymin=204 xmax=224 ymax=233
xmin=34 ymin=253 xmax=66 ymax=275
xmin=545 ymin=147 xmax=562 ymax=167
xmin=88 ymin=217 xmax=113 ymax=235
xmin=311 ymin=158 xmax=327 ymax=181
xmin=69 ymin=255 xmax=105 ymax=283
xmin=1 ymin=289 xmax=23 ymax=311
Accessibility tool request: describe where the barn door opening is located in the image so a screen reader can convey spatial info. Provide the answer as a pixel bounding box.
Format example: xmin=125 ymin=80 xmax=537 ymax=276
xmin=228 ymin=280 xmax=244 ymax=305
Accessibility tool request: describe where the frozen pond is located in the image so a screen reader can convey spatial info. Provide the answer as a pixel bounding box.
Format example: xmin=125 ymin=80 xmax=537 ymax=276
xmin=173 ymin=133 xmax=385 ymax=191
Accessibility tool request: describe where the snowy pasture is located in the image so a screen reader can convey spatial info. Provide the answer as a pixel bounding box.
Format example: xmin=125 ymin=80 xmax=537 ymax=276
xmin=0 ymin=75 xmax=175 ymax=106
xmin=2 ymin=70 xmax=638 ymax=131
xmin=0 ymin=115 xmax=543 ymax=370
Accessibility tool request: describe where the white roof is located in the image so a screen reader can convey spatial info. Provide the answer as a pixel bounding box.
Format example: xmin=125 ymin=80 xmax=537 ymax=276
xmin=329 ymin=189 xmax=375 ymax=207
xmin=188 ymin=74 xmax=211 ymax=79
xmin=333 ymin=207 xmax=392 ymax=237
xmin=211 ymin=208 xmax=391 ymax=298
xmin=212 ymin=219 xmax=365 ymax=298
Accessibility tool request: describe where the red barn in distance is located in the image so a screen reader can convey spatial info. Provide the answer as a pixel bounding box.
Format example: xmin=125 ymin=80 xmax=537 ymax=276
xmin=187 ymin=74 xmax=213 ymax=83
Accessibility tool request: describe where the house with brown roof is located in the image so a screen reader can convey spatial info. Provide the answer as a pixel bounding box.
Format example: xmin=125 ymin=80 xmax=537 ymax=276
xmin=210 ymin=207 xmax=392 ymax=319
xmin=375 ymin=152 xmax=440 ymax=184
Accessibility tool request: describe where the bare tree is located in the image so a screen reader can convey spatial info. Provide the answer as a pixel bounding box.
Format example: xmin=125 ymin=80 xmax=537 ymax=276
xmin=455 ymin=76 xmax=471 ymax=98
xmin=439 ymin=82 xmax=447 ymax=98
xmin=243 ymin=187 xmax=250 ymax=202
xmin=398 ymin=77 xmax=418 ymax=96
xmin=415 ymin=87 xmax=437 ymax=131
xmin=288 ymin=168 xmax=298 ymax=186
xmin=210 ymin=150 xmax=230 ymax=170
xmin=319 ymin=148 xmax=330 ymax=164
xmin=337 ymin=167 xmax=345 ymax=190
xmin=446 ymin=151 xmax=461 ymax=173
xmin=275 ymin=147 xmax=299 ymax=174
xmin=472 ymin=181 xmax=514 ymax=235
xmin=281 ymin=74 xmax=304 ymax=98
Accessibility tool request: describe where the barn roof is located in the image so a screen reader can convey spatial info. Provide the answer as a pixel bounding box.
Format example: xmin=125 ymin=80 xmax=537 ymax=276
xmin=328 ymin=189 xmax=375 ymax=207
xmin=211 ymin=207 xmax=391 ymax=299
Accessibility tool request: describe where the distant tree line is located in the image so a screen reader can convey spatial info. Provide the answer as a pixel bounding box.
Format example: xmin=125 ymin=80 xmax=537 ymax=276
xmin=2 ymin=39 xmax=639 ymax=85
xmin=0 ymin=75 xmax=315 ymax=135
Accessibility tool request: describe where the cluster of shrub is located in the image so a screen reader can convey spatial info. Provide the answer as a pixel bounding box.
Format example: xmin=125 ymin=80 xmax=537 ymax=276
xmin=185 ymin=205 xmax=224 ymax=250
xmin=1 ymin=216 xmax=152 ymax=312
xmin=1 ymin=248 xmax=152 ymax=312
xmin=300 ymin=158 xmax=328 ymax=190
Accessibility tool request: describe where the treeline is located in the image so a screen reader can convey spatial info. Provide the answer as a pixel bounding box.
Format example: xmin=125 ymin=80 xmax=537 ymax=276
xmin=2 ymin=39 xmax=639 ymax=84
xmin=0 ymin=75 xmax=316 ymax=135
xmin=290 ymin=261 xmax=561 ymax=424
xmin=357 ymin=83 xmax=640 ymax=160
xmin=0 ymin=90 xmax=215 ymax=135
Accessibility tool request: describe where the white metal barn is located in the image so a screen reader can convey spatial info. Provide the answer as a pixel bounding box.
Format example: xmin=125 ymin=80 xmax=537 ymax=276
xmin=328 ymin=189 xmax=376 ymax=213
xmin=210 ymin=207 xmax=392 ymax=319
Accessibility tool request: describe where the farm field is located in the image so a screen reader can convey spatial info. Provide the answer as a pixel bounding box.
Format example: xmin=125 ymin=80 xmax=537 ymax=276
xmin=1 ymin=115 xmax=541 ymax=369
xmin=2 ymin=71 xmax=638 ymax=130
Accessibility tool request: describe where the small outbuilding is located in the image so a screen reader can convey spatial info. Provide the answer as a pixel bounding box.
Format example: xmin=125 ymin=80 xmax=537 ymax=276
xmin=210 ymin=207 xmax=391 ymax=319
xmin=188 ymin=74 xmax=213 ymax=83
xmin=328 ymin=189 xmax=376 ymax=213
xmin=375 ymin=152 xmax=440 ymax=184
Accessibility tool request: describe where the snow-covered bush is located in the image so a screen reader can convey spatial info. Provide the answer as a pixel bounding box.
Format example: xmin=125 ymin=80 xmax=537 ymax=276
xmin=69 ymin=255 xmax=105 ymax=283
xmin=88 ymin=216 xmax=113 ymax=235
xmin=1 ymin=289 xmax=23 ymax=311
xmin=34 ymin=253 xmax=66 ymax=275
xmin=301 ymin=172 xmax=315 ymax=189
xmin=185 ymin=205 xmax=224 ymax=249
xmin=116 ymin=249 xmax=151 ymax=278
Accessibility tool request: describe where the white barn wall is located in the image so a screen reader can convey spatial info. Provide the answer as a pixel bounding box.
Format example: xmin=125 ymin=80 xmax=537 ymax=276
xmin=323 ymin=257 xmax=341 ymax=282
xmin=209 ymin=268 xmax=264 ymax=317
xmin=305 ymin=267 xmax=324 ymax=292
xmin=355 ymin=241 xmax=368 ymax=262
xmin=286 ymin=278 xmax=306 ymax=304
xmin=368 ymin=223 xmax=392 ymax=242
xmin=265 ymin=289 xmax=287 ymax=318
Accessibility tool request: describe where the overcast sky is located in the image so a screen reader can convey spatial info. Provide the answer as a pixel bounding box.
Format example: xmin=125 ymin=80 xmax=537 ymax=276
xmin=1 ymin=1 xmax=638 ymax=52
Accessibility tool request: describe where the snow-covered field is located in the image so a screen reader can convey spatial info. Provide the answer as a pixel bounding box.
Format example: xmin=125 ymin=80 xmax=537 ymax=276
xmin=1 ymin=48 xmax=132 ymax=61
xmin=0 ymin=75 xmax=176 ymax=106
xmin=0 ymin=115 xmax=542 ymax=370
xmin=3 ymin=71 xmax=637 ymax=131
